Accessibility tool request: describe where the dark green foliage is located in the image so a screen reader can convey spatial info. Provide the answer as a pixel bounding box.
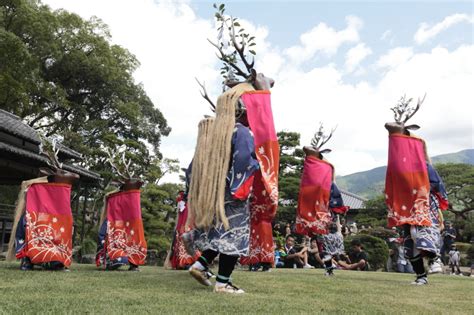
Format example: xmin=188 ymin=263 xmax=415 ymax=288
xmin=141 ymin=182 xmax=183 ymax=261
xmin=0 ymin=0 xmax=170 ymax=181
xmin=0 ymin=185 xmax=19 ymax=205
xmin=0 ymin=1 xmax=179 ymax=262
xmin=344 ymin=234 xmax=389 ymax=271
xmin=359 ymin=226 xmax=398 ymax=241
xmin=275 ymin=131 xmax=303 ymax=223
xmin=354 ymin=195 xmax=387 ymax=228
xmin=467 ymin=244 xmax=474 ymax=265
xmin=436 ymin=163 xmax=474 ymax=242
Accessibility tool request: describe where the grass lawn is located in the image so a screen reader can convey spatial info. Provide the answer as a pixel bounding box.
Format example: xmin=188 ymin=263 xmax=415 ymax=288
xmin=0 ymin=262 xmax=473 ymax=314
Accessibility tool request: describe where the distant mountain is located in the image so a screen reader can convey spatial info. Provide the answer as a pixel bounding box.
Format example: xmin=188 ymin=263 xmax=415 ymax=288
xmin=431 ymin=149 xmax=474 ymax=164
xmin=336 ymin=149 xmax=474 ymax=199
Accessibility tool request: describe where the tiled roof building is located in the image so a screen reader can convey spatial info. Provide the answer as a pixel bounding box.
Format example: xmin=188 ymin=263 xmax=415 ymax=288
xmin=0 ymin=109 xmax=100 ymax=184
xmin=0 ymin=109 xmax=101 ymax=252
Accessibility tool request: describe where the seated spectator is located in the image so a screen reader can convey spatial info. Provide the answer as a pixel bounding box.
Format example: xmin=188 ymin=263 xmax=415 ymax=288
xmin=340 ymin=218 xmax=350 ymax=238
xmin=274 ymin=241 xmax=285 ymax=268
xmin=277 ymin=235 xmax=312 ymax=268
xmin=338 ymin=239 xmax=369 ymax=271
xmin=307 ymin=237 xmax=324 ymax=268
xmin=349 ymin=222 xmax=358 ymax=235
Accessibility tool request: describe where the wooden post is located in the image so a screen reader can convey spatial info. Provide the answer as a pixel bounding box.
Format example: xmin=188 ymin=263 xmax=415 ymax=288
xmin=72 ymin=182 xmax=82 ymax=246
xmin=79 ymin=186 xmax=89 ymax=256
xmin=1 ymin=219 xmax=6 ymax=252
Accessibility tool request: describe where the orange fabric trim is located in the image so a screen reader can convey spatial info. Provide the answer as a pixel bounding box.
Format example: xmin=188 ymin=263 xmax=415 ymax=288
xmin=243 ymin=90 xmax=271 ymax=95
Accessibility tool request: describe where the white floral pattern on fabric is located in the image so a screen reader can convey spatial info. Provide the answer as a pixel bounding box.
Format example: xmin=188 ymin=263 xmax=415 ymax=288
xmin=255 ymin=145 xmax=279 ymax=206
xmin=106 ymin=222 xmax=147 ymax=262
xmin=387 ymin=186 xmax=430 ymax=226
xmin=25 ymin=212 xmax=71 ymax=265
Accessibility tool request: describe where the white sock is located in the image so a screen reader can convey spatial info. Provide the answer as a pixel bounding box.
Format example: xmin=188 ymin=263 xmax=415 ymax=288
xmin=192 ymin=261 xmax=205 ymax=271
xmin=215 ymin=281 xmax=226 ymax=287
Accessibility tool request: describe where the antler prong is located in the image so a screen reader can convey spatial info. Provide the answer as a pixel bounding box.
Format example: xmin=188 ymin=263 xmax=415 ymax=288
xmin=195 ymin=77 xmax=216 ymax=111
xmin=318 ymin=125 xmax=337 ymax=149
xmin=207 ymin=38 xmax=248 ymax=78
xmin=105 ymin=148 xmax=128 ymax=180
xmin=310 ymin=123 xmax=336 ymax=150
xmin=228 ymin=17 xmax=254 ymax=75
xmin=402 ymin=94 xmax=425 ymax=123
xmin=390 ymin=94 xmax=425 ymax=124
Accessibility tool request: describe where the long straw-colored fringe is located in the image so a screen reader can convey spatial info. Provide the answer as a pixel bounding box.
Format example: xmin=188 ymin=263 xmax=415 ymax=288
xmin=187 ymin=117 xmax=215 ymax=229
xmin=188 ymin=83 xmax=255 ymax=230
xmin=6 ymin=177 xmax=49 ymax=261
xmin=98 ymin=188 xmax=120 ymax=228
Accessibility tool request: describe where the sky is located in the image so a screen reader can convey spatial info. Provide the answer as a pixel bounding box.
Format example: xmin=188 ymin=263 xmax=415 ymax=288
xmin=42 ymin=0 xmax=474 ymax=182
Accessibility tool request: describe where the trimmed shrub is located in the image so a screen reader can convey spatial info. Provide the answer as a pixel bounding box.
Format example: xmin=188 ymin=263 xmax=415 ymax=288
xmin=466 ymin=244 xmax=474 ymax=266
xmin=359 ymin=227 xmax=399 ymax=241
xmin=344 ymin=234 xmax=389 ymax=271
xmin=454 ymin=242 xmax=471 ymax=253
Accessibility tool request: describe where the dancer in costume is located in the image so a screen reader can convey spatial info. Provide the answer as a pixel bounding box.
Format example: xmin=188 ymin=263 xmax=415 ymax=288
xmin=384 ymin=95 xmax=449 ymax=285
xmin=95 ymin=151 xmax=147 ymax=271
xmin=7 ymin=139 xmax=79 ymax=271
xmin=295 ymin=125 xmax=349 ymax=276
xmin=187 ymin=73 xmax=278 ymax=293
xmin=167 ymin=191 xmax=200 ymax=269
xmin=184 ymin=6 xmax=279 ymax=294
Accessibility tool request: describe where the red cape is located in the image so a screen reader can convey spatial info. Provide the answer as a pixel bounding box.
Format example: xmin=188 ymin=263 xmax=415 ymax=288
xmin=170 ymin=203 xmax=200 ymax=269
xmin=240 ymin=91 xmax=280 ymax=265
xmin=106 ymin=190 xmax=147 ymax=265
xmin=385 ymin=134 xmax=431 ymax=227
xmin=295 ymin=156 xmax=334 ymax=236
xmin=23 ymin=183 xmax=73 ymax=266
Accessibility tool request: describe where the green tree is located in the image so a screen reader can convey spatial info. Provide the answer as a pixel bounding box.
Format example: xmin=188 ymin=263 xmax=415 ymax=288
xmin=435 ymin=163 xmax=474 ymax=219
xmin=0 ymin=0 xmax=170 ymax=179
xmin=141 ymin=182 xmax=183 ymax=261
xmin=354 ymin=195 xmax=388 ymax=228
xmin=1 ymin=0 xmax=179 ymax=262
xmin=435 ymin=163 xmax=474 ymax=242
xmin=276 ymin=131 xmax=304 ymax=223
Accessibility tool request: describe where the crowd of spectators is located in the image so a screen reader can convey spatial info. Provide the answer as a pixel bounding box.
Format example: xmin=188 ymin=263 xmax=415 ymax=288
xmin=271 ymin=216 xmax=369 ymax=273
xmin=260 ymin=217 xmax=474 ymax=277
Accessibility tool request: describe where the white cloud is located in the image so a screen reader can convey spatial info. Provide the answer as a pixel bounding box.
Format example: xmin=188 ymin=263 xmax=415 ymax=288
xmin=381 ymin=29 xmax=392 ymax=41
xmin=42 ymin=1 xmax=474 ymax=183
xmin=375 ymin=47 xmax=414 ymax=70
xmin=284 ymin=15 xmax=363 ymax=65
xmin=270 ymin=44 xmax=473 ymax=176
xmin=345 ymin=43 xmax=372 ymax=73
xmin=380 ymin=29 xmax=395 ymax=46
xmin=414 ymin=13 xmax=474 ymax=45
xmin=43 ymin=0 xmax=220 ymax=182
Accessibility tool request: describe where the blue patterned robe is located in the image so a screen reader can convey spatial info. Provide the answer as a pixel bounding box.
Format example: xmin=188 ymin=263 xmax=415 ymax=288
xmin=403 ymin=164 xmax=448 ymax=258
xmin=191 ymin=123 xmax=260 ymax=256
